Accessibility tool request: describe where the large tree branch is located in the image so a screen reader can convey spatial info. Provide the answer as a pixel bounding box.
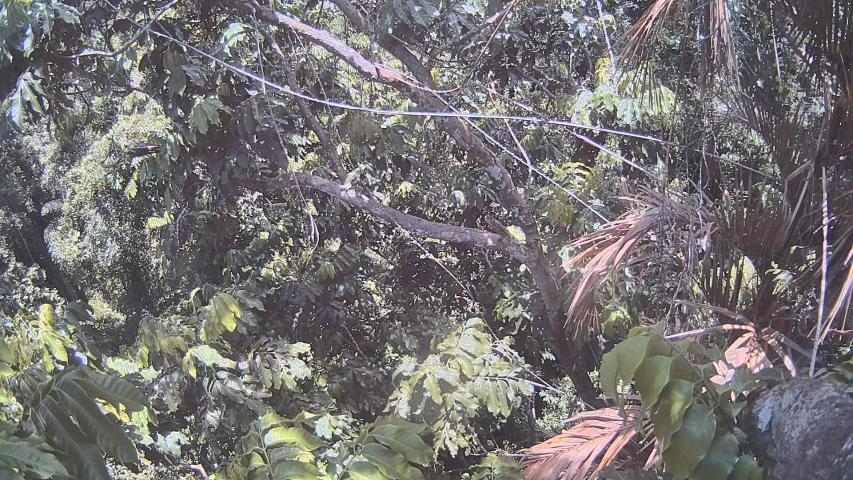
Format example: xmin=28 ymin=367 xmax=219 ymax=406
xmin=265 ymin=172 xmax=528 ymax=262
xmin=230 ymin=0 xmax=602 ymax=404
xmin=230 ymin=0 xmax=536 ymax=239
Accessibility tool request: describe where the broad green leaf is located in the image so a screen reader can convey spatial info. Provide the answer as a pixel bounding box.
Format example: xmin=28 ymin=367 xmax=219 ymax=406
xmin=424 ymin=374 xmax=442 ymax=405
xmin=599 ymin=348 xmax=619 ymax=401
xmin=0 ymin=336 xmax=15 ymax=364
xmin=247 ymin=452 xmax=266 ymax=471
xmin=348 ymin=460 xmax=387 ymax=479
xmin=362 ymin=443 xmax=424 ymax=480
xmin=644 ymin=334 xmax=674 ymax=357
xmin=218 ymin=293 xmax=243 ymax=318
xmin=190 ymin=345 xmax=238 ymax=369
xmin=615 ymin=335 xmax=651 ymax=382
xmin=272 ymin=460 xmax=320 ymax=480
xmin=506 ymin=225 xmax=526 ymax=242
xmin=601 ymin=335 xmax=650 ymax=403
xmin=39 ymin=305 xmax=55 ymax=329
xmin=73 ymin=373 xmax=149 ymax=412
xmin=45 ymin=333 xmax=67 ymax=363
xmin=651 ymin=379 xmax=695 ymax=450
xmin=373 ymin=416 xmax=427 ymax=435
xmin=53 ymin=378 xmax=138 ymax=463
xmin=259 ymin=411 xmax=287 ymax=432
xmin=662 ymin=403 xmax=715 ymax=479
xmin=0 ymin=466 xmax=24 ymax=480
xmin=0 ymin=438 xmax=69 ymax=478
xmin=263 ymin=427 xmax=326 ymax=451
xmin=371 ymin=425 xmax=432 ymax=466
xmin=35 ymin=396 xmax=110 ymax=480
xmin=691 ymin=430 xmax=739 ymax=480
xmin=191 ymin=100 xmax=210 ymax=134
xmin=730 ymin=455 xmax=764 ymax=480
xmin=212 ymin=295 xmax=238 ymax=332
xmin=634 ymin=355 xmax=674 ymax=409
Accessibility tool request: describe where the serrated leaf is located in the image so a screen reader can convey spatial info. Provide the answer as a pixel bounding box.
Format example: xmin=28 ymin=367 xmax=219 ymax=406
xmin=371 ymin=425 xmax=432 ymax=466
xmin=53 ymin=379 xmax=138 ymax=463
xmin=662 ymin=403 xmax=715 ymax=479
xmin=0 ymin=438 xmax=69 ymax=477
xmin=424 ymin=374 xmax=442 ymax=405
xmin=349 ymin=460 xmax=387 ymax=479
xmin=362 ymin=443 xmax=424 ymax=480
xmin=691 ymin=430 xmax=739 ymax=480
xmin=264 ymin=427 xmax=326 ymax=451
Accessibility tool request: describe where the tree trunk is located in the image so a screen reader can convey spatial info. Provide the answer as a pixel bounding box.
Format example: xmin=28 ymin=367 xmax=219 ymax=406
xmin=523 ymin=248 xmax=602 ymax=407
xmin=744 ymin=377 xmax=853 ymax=480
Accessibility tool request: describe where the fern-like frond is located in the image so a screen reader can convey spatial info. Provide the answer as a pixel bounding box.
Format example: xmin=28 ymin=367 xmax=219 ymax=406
xmin=564 ymin=189 xmax=704 ymax=335
xmin=519 ymin=406 xmax=653 ymax=480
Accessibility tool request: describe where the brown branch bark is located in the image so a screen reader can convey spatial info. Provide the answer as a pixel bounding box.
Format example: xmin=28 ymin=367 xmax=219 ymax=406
xmin=232 ymin=0 xmax=534 ymax=240
xmin=264 ymin=172 xmax=527 ymax=261
xmin=229 ymin=0 xmax=602 ymax=405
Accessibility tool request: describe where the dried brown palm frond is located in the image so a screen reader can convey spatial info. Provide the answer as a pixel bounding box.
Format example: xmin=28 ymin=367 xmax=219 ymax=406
xmin=564 ymin=189 xmax=708 ymax=335
xmin=619 ymin=0 xmax=683 ymax=69
xmin=620 ymin=0 xmax=739 ymax=86
xmin=733 ymin=102 xmax=816 ymax=181
xmin=767 ymin=0 xmax=853 ymax=95
xmin=675 ymin=300 xmax=806 ymax=378
xmin=519 ymin=406 xmax=655 ymax=480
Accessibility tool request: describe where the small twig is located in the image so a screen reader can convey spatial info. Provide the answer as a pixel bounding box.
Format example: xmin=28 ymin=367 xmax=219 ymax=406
xmin=66 ymin=0 xmax=179 ymax=58
xmin=503 ymin=119 xmax=533 ymax=182
xmin=810 ymin=166 xmax=830 ymax=377
xmin=594 ymin=0 xmax=616 ymax=68
xmin=664 ymin=323 xmax=755 ymax=341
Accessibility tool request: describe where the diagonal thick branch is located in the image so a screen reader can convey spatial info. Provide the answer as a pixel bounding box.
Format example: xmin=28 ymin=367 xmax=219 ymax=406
xmin=229 ymin=0 xmax=602 ymax=405
xmin=230 ymin=0 xmax=536 ymax=240
xmin=264 ymin=172 xmax=528 ymax=262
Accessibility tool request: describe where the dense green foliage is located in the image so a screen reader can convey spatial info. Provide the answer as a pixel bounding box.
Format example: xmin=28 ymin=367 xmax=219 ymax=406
xmin=2 ymin=0 xmax=853 ymax=478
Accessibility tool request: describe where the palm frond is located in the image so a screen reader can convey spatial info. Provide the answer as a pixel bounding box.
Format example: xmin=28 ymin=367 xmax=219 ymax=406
xmin=519 ymin=406 xmax=654 ymax=480
xmin=769 ymin=0 xmax=853 ymax=95
xmin=620 ymin=0 xmax=739 ymax=85
xmin=564 ymin=189 xmax=705 ymax=335
xmin=619 ymin=0 xmax=684 ymax=69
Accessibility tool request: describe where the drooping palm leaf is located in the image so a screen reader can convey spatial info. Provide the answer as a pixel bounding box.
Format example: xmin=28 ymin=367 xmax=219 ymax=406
xmin=519 ymin=406 xmax=654 ymax=480
xmin=564 ymin=189 xmax=707 ymax=335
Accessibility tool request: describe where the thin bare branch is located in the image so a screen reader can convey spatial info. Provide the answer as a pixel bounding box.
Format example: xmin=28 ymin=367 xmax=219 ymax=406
xmin=67 ymin=0 xmax=179 ymax=58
